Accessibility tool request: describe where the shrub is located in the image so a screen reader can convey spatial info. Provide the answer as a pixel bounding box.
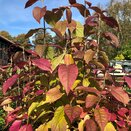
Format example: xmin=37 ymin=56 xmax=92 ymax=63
xmin=0 ymin=0 xmax=130 ymax=130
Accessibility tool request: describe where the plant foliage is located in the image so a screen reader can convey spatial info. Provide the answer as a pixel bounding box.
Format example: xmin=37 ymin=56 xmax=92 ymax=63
xmin=0 ymin=0 xmax=130 ymax=130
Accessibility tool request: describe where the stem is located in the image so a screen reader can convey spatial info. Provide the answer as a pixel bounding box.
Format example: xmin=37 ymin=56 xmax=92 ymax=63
xmin=96 ymin=15 xmax=101 ymax=59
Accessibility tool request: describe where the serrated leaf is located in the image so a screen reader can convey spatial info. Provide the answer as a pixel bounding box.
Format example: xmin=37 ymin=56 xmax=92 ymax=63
xmin=2 ymin=74 xmax=19 ymax=95
xmin=110 ymin=86 xmax=129 ymax=105
xmin=85 ymin=119 xmax=97 ymax=131
xmin=64 ymin=104 xmax=82 ymax=123
xmin=86 ymin=94 xmax=99 ymax=108
xmin=28 ymin=102 xmax=39 ymax=116
xmin=94 ymin=107 xmax=109 ymax=131
xmin=32 ymin=58 xmax=52 ymax=72
xmin=33 ymin=6 xmax=46 ymax=23
xmin=51 ymin=106 xmax=67 ymax=131
xmin=46 ymin=86 xmax=63 ymax=103
xmin=58 ymin=64 xmax=78 ymax=94
xmin=104 ymin=122 xmax=116 ymax=131
xmin=74 ymin=22 xmax=84 ymax=37
xmin=9 ymin=120 xmax=22 ymax=131
xmin=51 ymin=53 xmax=65 ymax=71
xmin=84 ymin=49 xmax=95 ymax=64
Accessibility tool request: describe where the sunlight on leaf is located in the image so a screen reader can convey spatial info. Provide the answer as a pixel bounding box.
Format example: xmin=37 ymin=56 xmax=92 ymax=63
xmin=51 ymin=106 xmax=67 ymax=131
xmin=28 ymin=102 xmax=39 ymax=116
xmin=104 ymin=122 xmax=116 ymax=131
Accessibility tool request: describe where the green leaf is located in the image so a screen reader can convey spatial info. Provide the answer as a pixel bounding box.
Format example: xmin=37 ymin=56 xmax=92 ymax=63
xmin=74 ymin=21 xmax=84 ymax=37
xmin=51 ymin=53 xmax=65 ymax=71
xmin=47 ymin=46 xmax=55 ymax=60
xmin=51 ymin=106 xmax=67 ymax=131
xmin=28 ymin=102 xmax=39 ymax=116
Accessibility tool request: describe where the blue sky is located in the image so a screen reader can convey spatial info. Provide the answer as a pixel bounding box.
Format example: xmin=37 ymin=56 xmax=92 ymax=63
xmin=0 ymin=0 xmax=110 ymax=36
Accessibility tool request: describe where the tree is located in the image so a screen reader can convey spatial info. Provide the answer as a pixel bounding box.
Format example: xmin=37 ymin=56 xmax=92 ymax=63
xmin=0 ymin=31 xmax=13 ymax=40
xmin=107 ymin=0 xmax=131 ymax=59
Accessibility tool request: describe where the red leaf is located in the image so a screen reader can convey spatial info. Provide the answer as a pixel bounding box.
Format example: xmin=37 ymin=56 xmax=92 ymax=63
xmin=25 ymin=0 xmax=38 ymax=8
xmin=110 ymin=86 xmax=129 ymax=105
xmin=33 ymin=6 xmax=46 ymax=23
xmin=71 ymin=3 xmax=90 ymax=17
xmin=124 ymin=76 xmax=131 ymax=88
xmin=64 ymin=104 xmax=82 ymax=123
xmin=116 ymin=120 xmax=126 ymax=127
xmin=32 ymin=58 xmax=52 ymax=72
xmin=86 ymin=16 xmax=98 ymax=27
xmin=85 ymin=119 xmax=97 ymax=131
xmin=51 ymin=28 xmax=63 ymax=40
xmin=9 ymin=120 xmax=22 ymax=131
xmin=58 ymin=64 xmax=78 ymax=94
xmin=69 ymin=0 xmax=76 ymax=4
xmin=26 ymin=49 xmax=39 ymax=56
xmin=66 ymin=8 xmax=72 ymax=23
xmin=102 ymin=16 xmax=119 ymax=30
xmin=19 ymin=124 xmax=33 ymax=131
xmin=2 ymin=74 xmax=19 ymax=95
xmin=76 ymin=86 xmax=100 ymax=96
xmin=103 ymin=32 xmax=119 ymax=47
xmin=89 ymin=6 xmax=102 ymax=14
xmin=94 ymin=107 xmax=109 ymax=131
xmin=118 ymin=108 xmax=128 ymax=117
xmin=110 ymin=113 xmax=117 ymax=122
xmin=86 ymin=95 xmax=99 ymax=108
xmin=85 ymin=1 xmax=92 ymax=7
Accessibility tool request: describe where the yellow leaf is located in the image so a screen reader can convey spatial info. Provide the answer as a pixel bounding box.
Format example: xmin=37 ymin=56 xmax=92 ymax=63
xmin=51 ymin=106 xmax=67 ymax=131
xmin=78 ymin=120 xmax=84 ymax=131
xmin=36 ymin=122 xmax=51 ymax=131
xmin=82 ymin=78 xmax=90 ymax=87
xmin=64 ymin=54 xmax=74 ymax=65
xmin=71 ymin=80 xmax=81 ymax=90
xmin=28 ymin=102 xmax=39 ymax=116
xmin=104 ymin=122 xmax=116 ymax=131
xmin=51 ymin=53 xmax=65 ymax=71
